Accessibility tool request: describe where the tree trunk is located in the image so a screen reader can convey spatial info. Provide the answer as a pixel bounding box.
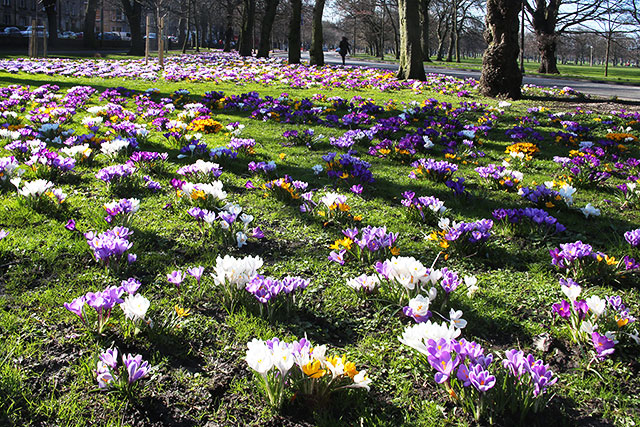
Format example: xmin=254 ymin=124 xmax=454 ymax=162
xmin=257 ymin=0 xmax=279 ymax=57
xmin=420 ymin=0 xmax=431 ymax=61
xmin=43 ymin=0 xmax=58 ymax=48
xmin=605 ymin=35 xmax=611 ymax=77
xmin=536 ymin=33 xmax=559 ymax=74
xmin=239 ymin=0 xmax=255 ymax=56
xmin=309 ymin=0 xmax=326 ymax=66
xmin=83 ymin=0 xmax=98 ymax=49
xmin=479 ymin=0 xmax=522 ymax=99
xmin=288 ymin=0 xmax=302 ymax=63
xmin=397 ymin=0 xmax=426 ymax=80
xmin=384 ymin=1 xmax=400 ymax=60
xmin=121 ymin=0 xmax=144 ymax=55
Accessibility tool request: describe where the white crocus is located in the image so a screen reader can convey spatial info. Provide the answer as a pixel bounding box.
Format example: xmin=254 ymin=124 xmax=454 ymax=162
xmin=449 ymin=308 xmax=467 ymax=329
xmin=580 ymin=203 xmax=600 ymax=218
xmin=245 ymin=339 xmax=273 ymax=375
xmin=464 ymin=275 xmax=479 ymax=297
xmin=271 ymin=341 xmax=295 ymax=376
xmin=586 ymin=295 xmax=606 ymax=317
xmin=120 ymin=294 xmax=150 ymax=322
xmin=351 ymin=370 xmax=372 ymax=391
xmin=561 ymin=283 xmax=582 ymax=302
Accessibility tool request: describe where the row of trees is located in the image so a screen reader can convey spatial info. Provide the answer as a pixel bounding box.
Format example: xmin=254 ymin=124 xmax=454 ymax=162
xmin=39 ymin=0 xmax=640 ymax=98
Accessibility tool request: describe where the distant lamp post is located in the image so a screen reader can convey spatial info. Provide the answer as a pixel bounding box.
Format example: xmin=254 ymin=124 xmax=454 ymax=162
xmin=589 ymin=45 xmax=593 ymax=67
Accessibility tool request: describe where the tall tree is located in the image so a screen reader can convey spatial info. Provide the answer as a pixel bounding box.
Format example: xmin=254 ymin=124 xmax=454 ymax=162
xmin=288 ymin=0 xmax=302 ymax=63
xmin=525 ymin=0 xmax=604 ymax=74
xmin=83 ymin=0 xmax=98 ymax=49
xmin=397 ymin=0 xmax=426 ymax=80
xmin=239 ymin=0 xmax=256 ymax=56
xmin=43 ymin=0 xmax=58 ymax=48
xmin=309 ymin=0 xmax=326 ymax=66
xmin=479 ymin=0 xmax=522 ymax=99
xmin=121 ymin=0 xmax=144 ymax=55
xmin=419 ymin=0 xmax=432 ymax=61
xmin=257 ymin=0 xmax=280 ymax=57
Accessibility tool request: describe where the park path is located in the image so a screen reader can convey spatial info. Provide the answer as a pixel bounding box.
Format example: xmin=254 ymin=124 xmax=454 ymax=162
xmin=277 ymin=51 xmax=640 ymax=102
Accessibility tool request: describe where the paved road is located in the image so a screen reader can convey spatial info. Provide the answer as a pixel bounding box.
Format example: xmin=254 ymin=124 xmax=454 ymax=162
xmin=277 ymin=51 xmax=640 ymax=102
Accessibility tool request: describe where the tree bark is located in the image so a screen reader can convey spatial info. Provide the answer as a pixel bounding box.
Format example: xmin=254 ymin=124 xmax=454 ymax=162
xmin=536 ymin=33 xmax=559 ymax=73
xmin=121 ymin=0 xmax=144 ymax=55
xmin=43 ymin=0 xmax=58 ymax=48
xmin=257 ymin=0 xmax=280 ymax=58
xmin=397 ymin=0 xmax=426 ymax=80
xmin=309 ymin=0 xmax=326 ymax=66
xmin=420 ymin=0 xmax=431 ymax=61
xmin=288 ymin=0 xmax=302 ymax=63
xmin=479 ymin=0 xmax=522 ymax=99
xmin=83 ymin=0 xmax=98 ymax=49
xmin=239 ymin=0 xmax=255 ymax=56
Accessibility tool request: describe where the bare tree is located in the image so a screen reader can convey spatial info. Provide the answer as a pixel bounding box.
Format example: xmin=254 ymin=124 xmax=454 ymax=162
xmin=309 ymin=0 xmax=326 ymax=65
xmin=84 ymin=0 xmax=99 ymax=49
xmin=479 ymin=0 xmax=522 ymax=98
xmin=43 ymin=0 xmax=58 ymax=48
xmin=121 ymin=0 xmax=145 ymax=55
xmin=420 ymin=0 xmax=432 ymax=60
xmin=289 ymin=0 xmax=302 ymax=63
xmin=397 ymin=0 xmax=426 ymax=79
xmin=239 ymin=0 xmax=256 ymax=56
xmin=525 ymin=0 xmax=604 ymax=74
xmin=257 ymin=0 xmax=280 ymax=57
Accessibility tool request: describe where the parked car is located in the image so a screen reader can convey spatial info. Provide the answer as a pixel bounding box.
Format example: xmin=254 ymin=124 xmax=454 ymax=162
xmin=21 ymin=26 xmax=47 ymax=38
xmin=59 ymin=31 xmax=78 ymax=39
xmin=3 ymin=27 xmax=22 ymax=37
xmin=116 ymin=32 xmax=131 ymax=41
xmin=97 ymin=32 xmax=121 ymax=41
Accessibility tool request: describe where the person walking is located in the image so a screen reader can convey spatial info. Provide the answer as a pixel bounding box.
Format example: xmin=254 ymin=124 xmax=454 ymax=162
xmin=338 ymin=36 xmax=351 ymax=66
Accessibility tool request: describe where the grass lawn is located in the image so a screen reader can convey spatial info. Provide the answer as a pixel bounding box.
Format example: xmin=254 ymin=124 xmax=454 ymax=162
xmin=0 ymin=53 xmax=639 ymax=426
xmin=353 ymin=53 xmax=640 ymax=85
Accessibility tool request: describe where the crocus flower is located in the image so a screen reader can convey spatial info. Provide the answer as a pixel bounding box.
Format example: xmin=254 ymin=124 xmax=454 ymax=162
xmin=64 ymin=296 xmax=86 ymax=320
xmin=167 ymin=270 xmax=184 ymax=288
xmin=122 ymin=353 xmax=151 ymax=384
xmin=65 ymin=219 xmax=76 ymax=231
xmin=187 ymin=266 xmax=205 ymax=284
xmin=468 ymin=364 xmax=496 ymax=392
xmin=552 ymin=300 xmax=571 ymax=319
xmin=591 ymin=332 xmax=616 ymax=360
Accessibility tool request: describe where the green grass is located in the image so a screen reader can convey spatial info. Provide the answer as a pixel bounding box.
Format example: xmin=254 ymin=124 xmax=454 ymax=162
xmin=353 ymin=53 xmax=640 ymax=84
xmin=0 ymin=63 xmax=639 ymax=426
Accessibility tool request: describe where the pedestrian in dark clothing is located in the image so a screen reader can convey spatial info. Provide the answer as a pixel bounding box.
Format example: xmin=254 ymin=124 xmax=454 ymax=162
xmin=338 ymin=37 xmax=350 ymax=65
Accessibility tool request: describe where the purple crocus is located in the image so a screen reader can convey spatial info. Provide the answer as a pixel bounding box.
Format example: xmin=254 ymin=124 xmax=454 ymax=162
xmin=252 ymin=226 xmax=264 ymax=239
xmin=468 ymin=363 xmax=496 ymax=392
xmin=328 ymin=250 xmax=346 ymax=265
xmin=64 ymin=295 xmax=86 ymax=320
xmin=122 ymin=353 xmax=151 ymax=384
xmin=121 ymin=277 xmax=142 ymax=295
xmin=99 ymin=348 xmax=119 ymax=369
xmin=591 ymin=332 xmax=616 ymax=360
xmin=187 ymin=266 xmax=205 ymax=284
xmin=428 ymin=350 xmax=460 ymax=384
xmin=65 ymin=219 xmax=76 ymax=231
xmin=167 ymin=270 xmax=184 ymax=288
xmin=552 ymin=300 xmax=571 ymax=319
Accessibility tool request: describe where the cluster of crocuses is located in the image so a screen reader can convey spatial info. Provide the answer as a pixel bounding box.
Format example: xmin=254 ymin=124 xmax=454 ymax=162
xmin=247 ymin=160 xmax=277 ymax=175
xmin=626 ymin=228 xmax=640 ymax=248
xmin=11 ymin=177 xmax=66 ymax=206
xmin=517 ymin=183 xmax=572 ymax=209
xmin=617 ymin=182 xmax=640 ymax=208
xmin=95 ymin=348 xmax=151 ymax=392
xmin=428 ymin=218 xmax=493 ymax=255
xmin=300 ymin=191 xmax=362 ymax=225
xmin=328 ymin=226 xmax=399 ymax=265
xmin=177 ymin=159 xmax=223 ymax=181
xmin=282 ymin=129 xmax=323 ymax=148
xmin=95 ymin=163 xmax=137 ymax=189
xmin=0 ymin=156 xmax=23 ymax=185
xmin=212 ymin=254 xmax=264 ymax=308
xmin=409 ymin=158 xmax=458 ymax=182
xmin=552 ymin=278 xmax=639 ymax=360
xmin=245 ymin=337 xmax=370 ymax=409
xmin=245 ymin=275 xmax=310 ymax=319
xmin=399 ymin=322 xmax=557 ymax=422
xmin=474 ymin=164 xmax=523 ymax=191
xmin=64 ymin=277 xmax=145 ymax=333
xmin=172 ymin=179 xmax=227 ymax=209
xmin=329 ymin=129 xmax=374 ymax=150
xmin=187 ymin=203 xmax=262 ymax=248
xmin=492 ymin=207 xmax=566 ymax=236
xmin=322 ymin=152 xmax=375 ymax=185
xmin=260 ymin=175 xmax=308 ymax=202
xmin=103 ymin=198 xmax=140 ymax=226
xmin=401 ymin=191 xmax=447 ymax=224
xmin=549 ymin=240 xmax=639 ymax=282
xmin=553 ymin=150 xmax=611 ymax=188
xmin=84 ymin=227 xmax=136 ymax=272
